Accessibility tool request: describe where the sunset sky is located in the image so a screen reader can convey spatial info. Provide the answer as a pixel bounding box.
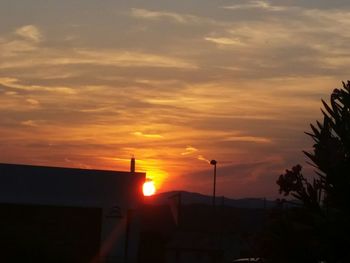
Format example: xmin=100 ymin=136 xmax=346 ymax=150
xmin=1 ymin=0 xmax=349 ymax=198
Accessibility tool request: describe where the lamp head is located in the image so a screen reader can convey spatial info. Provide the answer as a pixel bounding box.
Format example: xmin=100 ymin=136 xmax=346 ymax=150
xmin=210 ymin=160 xmax=217 ymax=165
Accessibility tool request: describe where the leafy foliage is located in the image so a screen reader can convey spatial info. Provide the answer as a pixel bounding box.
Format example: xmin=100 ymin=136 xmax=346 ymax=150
xmin=277 ymin=164 xmax=323 ymax=212
xmin=263 ymin=81 xmax=350 ymax=263
xmin=278 ymin=81 xmax=350 ymax=211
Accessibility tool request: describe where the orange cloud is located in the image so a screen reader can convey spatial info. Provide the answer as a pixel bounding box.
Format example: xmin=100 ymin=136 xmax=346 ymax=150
xmin=181 ymin=146 xmax=198 ymax=155
xmin=132 ymin=131 xmax=164 ymax=139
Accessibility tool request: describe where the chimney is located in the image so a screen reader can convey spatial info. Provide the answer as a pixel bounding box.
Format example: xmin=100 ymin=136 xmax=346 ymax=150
xmin=130 ymin=156 xmax=135 ymax=173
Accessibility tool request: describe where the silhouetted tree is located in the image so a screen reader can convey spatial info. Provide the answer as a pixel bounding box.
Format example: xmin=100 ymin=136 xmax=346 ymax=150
xmin=262 ymin=81 xmax=350 ymax=263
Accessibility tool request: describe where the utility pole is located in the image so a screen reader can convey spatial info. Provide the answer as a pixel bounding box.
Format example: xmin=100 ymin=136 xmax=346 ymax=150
xmin=210 ymin=160 xmax=217 ymax=207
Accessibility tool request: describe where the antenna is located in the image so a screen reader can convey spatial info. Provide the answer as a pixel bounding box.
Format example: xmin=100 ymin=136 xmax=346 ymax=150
xmin=130 ymin=155 xmax=135 ymax=173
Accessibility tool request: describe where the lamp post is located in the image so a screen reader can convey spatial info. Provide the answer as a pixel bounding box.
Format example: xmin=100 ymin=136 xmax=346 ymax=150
xmin=210 ymin=160 xmax=217 ymax=207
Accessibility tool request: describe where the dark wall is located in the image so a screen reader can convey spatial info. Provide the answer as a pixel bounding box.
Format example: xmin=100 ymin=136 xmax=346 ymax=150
xmin=0 ymin=203 xmax=102 ymax=263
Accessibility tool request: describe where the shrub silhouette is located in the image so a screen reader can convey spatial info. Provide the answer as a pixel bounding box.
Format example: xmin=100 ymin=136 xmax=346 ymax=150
xmin=263 ymin=81 xmax=350 ymax=263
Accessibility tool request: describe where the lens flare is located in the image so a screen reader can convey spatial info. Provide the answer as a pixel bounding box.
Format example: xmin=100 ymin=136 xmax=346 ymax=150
xmin=143 ymin=180 xmax=156 ymax=196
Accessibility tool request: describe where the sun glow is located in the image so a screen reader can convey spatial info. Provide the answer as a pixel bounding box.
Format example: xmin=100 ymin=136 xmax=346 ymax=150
xmin=143 ymin=180 xmax=156 ymax=196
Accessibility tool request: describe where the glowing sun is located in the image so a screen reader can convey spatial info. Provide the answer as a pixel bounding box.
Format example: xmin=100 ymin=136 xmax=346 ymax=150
xmin=143 ymin=180 xmax=156 ymax=196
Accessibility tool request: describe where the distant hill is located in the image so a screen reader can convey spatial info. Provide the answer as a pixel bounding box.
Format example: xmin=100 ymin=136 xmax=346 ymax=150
xmin=144 ymin=190 xmax=277 ymax=209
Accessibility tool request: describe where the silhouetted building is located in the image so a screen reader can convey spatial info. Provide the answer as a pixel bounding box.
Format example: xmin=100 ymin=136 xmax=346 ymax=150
xmin=0 ymin=162 xmax=145 ymax=263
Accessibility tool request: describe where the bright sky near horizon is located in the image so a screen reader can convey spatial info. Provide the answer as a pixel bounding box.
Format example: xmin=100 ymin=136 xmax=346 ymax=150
xmin=1 ymin=0 xmax=349 ymax=198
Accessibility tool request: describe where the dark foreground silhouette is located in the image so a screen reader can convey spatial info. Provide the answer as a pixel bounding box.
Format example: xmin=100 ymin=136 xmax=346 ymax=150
xmin=260 ymin=81 xmax=350 ymax=263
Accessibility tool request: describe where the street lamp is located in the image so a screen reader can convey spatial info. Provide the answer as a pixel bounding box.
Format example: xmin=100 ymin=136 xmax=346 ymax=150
xmin=210 ymin=160 xmax=217 ymax=207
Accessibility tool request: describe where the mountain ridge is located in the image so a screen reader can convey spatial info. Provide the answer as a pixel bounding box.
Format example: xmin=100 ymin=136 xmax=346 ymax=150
xmin=144 ymin=190 xmax=277 ymax=209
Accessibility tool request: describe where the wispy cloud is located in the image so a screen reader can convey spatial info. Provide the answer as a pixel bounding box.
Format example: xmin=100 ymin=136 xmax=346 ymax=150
xmin=26 ymin=98 xmax=40 ymax=106
xmin=223 ymin=136 xmax=272 ymax=144
xmin=197 ymin=155 xmax=210 ymax=164
xmin=0 ymin=39 xmax=38 ymax=56
xmin=131 ymin=8 xmax=192 ymax=23
xmin=15 ymin=25 xmax=43 ymax=43
xmin=21 ymin=120 xmax=39 ymax=127
xmin=222 ymin=1 xmax=287 ymax=12
xmin=0 ymin=47 xmax=197 ymax=70
xmin=0 ymin=77 xmax=76 ymax=94
xmin=132 ymin=131 xmax=164 ymax=139
xmin=99 ymin=156 xmax=132 ymax=162
xmin=73 ymin=49 xmax=197 ymax=69
xmin=181 ymin=146 xmax=198 ymax=155
xmin=130 ymin=8 xmax=221 ymax=26
xmin=204 ymin=36 xmax=244 ymax=46
xmin=0 ymin=25 xmax=42 ymax=58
